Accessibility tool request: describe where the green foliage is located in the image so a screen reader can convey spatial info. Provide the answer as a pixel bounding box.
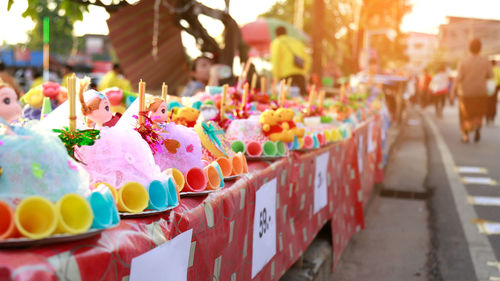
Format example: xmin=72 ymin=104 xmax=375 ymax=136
xmin=8 ymin=0 xmax=89 ymax=56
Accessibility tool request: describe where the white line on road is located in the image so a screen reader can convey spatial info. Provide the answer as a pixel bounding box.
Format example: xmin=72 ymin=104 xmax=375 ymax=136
xmin=468 ymin=196 xmax=500 ymax=207
xmin=462 ymin=177 xmax=498 ymax=186
xmin=457 ymin=166 xmax=488 ymax=174
xmin=423 ymin=113 xmax=499 ymax=280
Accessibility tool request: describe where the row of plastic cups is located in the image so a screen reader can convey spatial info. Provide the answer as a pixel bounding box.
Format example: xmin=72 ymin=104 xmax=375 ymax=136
xmin=231 ymin=140 xmax=287 ymax=157
xmin=166 ymin=152 xmax=248 ymax=193
xmin=96 ymin=179 xmax=179 ymax=214
xmin=0 ymin=193 xmax=103 ymax=240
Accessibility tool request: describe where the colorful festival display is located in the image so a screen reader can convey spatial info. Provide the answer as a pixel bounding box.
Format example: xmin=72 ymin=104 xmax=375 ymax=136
xmin=0 ymin=69 xmax=386 ymax=281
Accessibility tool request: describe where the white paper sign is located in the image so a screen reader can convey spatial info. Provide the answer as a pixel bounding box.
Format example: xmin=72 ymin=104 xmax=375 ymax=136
xmin=130 ymin=229 xmax=193 ymax=281
xmin=252 ymin=179 xmax=277 ymax=278
xmin=367 ymin=122 xmax=375 ymax=153
xmin=357 ymin=136 xmax=364 ymax=172
xmin=314 ymin=152 xmax=330 ymax=214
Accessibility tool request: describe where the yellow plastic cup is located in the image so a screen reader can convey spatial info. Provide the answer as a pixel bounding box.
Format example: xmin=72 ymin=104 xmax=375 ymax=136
xmin=117 ymin=182 xmax=149 ymax=213
xmin=14 ymin=196 xmax=57 ymax=239
xmin=56 ymin=194 xmax=94 ymax=234
xmin=93 ymin=182 xmax=118 ymax=202
xmin=164 ymin=168 xmax=186 ymax=192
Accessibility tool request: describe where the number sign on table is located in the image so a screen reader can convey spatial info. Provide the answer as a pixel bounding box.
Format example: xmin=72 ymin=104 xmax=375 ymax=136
xmin=252 ymin=178 xmax=277 ymax=278
xmin=314 ymin=152 xmax=330 ymax=214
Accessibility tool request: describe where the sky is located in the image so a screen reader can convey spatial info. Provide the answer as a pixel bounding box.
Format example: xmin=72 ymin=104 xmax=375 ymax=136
xmin=2 ymin=0 xmax=500 ymax=48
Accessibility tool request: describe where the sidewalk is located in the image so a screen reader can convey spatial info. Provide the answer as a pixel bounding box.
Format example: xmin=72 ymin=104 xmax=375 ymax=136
xmin=330 ymin=107 xmax=430 ymax=281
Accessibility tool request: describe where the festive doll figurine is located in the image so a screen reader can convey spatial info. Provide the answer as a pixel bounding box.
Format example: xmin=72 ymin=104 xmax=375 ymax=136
xmin=76 ymin=90 xmax=166 ymax=188
xmin=0 ymin=82 xmax=22 ymax=135
xmin=260 ymin=110 xmax=284 ymax=142
xmin=144 ymin=96 xmax=203 ymax=174
xmin=0 ymin=81 xmax=89 ymax=206
xmin=146 ymin=97 xmax=169 ymax=123
xmin=79 ymin=89 xmax=114 ymax=128
xmin=275 ymin=108 xmax=305 ymax=140
xmin=171 ymin=107 xmax=199 ymax=127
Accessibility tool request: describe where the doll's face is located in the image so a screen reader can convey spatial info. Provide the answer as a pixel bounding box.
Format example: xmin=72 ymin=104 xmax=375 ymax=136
xmin=88 ymin=98 xmax=113 ymax=126
xmin=0 ymin=86 xmax=22 ymax=123
xmin=151 ymin=102 xmax=169 ymax=123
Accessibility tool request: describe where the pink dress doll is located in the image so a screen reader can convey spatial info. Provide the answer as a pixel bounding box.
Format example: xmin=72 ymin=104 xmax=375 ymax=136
xmin=76 ymin=90 xmax=166 ymax=188
xmin=146 ymin=97 xmax=203 ymax=174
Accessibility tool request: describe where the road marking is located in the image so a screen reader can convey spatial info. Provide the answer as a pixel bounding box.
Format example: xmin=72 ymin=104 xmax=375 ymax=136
xmin=423 ymin=113 xmax=498 ymax=280
xmin=472 ymin=220 xmax=500 ymax=235
xmin=457 ymin=166 xmax=488 ymax=174
xmin=462 ymin=177 xmax=498 ymax=186
xmin=490 ymin=277 xmax=500 ymax=281
xmin=468 ymin=196 xmax=500 ymax=207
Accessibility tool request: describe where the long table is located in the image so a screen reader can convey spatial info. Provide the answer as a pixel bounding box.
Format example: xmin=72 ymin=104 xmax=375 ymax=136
xmin=0 ymin=116 xmax=385 ymax=281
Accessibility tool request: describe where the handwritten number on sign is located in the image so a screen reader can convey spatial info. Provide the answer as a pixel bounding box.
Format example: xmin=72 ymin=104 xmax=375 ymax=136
xmin=317 ymin=172 xmax=323 ymax=189
xmin=258 ymin=208 xmax=271 ymax=238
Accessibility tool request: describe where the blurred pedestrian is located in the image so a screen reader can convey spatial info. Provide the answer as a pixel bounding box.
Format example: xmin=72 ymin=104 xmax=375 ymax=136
xmin=60 ymin=64 xmax=73 ymax=88
xmin=451 ymin=38 xmax=493 ymax=143
xmin=270 ymin=26 xmax=309 ymax=96
xmin=98 ymin=63 xmax=132 ymax=92
xmin=182 ymin=56 xmax=213 ymax=97
xmin=429 ymin=65 xmax=449 ymax=118
xmin=0 ymin=61 xmax=24 ymax=98
xmin=487 ymin=60 xmax=500 ymax=124
xmin=418 ymin=68 xmax=431 ymax=107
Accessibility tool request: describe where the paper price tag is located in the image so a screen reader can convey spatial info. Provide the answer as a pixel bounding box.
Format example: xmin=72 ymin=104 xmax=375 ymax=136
xmin=314 ymin=152 xmax=330 ymax=214
xmin=252 ymin=179 xmax=277 ymax=278
xmin=130 ymin=229 xmax=193 ymax=281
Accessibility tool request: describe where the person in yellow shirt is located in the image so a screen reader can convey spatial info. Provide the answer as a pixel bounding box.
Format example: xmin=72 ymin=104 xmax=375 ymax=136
xmin=487 ymin=60 xmax=500 ymax=124
xmin=270 ymin=26 xmax=310 ymax=96
xmin=98 ymin=63 xmax=132 ymax=92
xmin=60 ymin=64 xmax=73 ymax=88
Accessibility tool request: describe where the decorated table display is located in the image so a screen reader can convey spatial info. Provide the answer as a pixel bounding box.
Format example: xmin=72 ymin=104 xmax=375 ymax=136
xmin=0 ymin=63 xmax=387 ymax=281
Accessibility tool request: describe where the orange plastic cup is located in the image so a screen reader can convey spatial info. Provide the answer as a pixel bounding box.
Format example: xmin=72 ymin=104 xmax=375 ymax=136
xmin=237 ymin=152 xmax=248 ymax=173
xmin=216 ymin=157 xmax=233 ymax=178
xmin=231 ymin=155 xmax=244 ymax=176
xmin=0 ymin=200 xmax=16 ymax=241
xmin=204 ymin=165 xmax=221 ymax=190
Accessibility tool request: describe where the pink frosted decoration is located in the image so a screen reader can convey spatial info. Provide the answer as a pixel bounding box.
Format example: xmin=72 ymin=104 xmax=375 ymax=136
xmin=225 ymin=117 xmax=269 ymax=144
xmin=154 ymin=122 xmax=203 ymax=174
xmin=75 ymin=126 xmax=166 ymax=189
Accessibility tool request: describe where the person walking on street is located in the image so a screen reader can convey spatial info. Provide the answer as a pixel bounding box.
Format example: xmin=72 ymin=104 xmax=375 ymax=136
xmin=270 ymin=26 xmax=310 ymax=96
xmin=451 ymin=38 xmax=493 ymax=143
xmin=487 ymin=60 xmax=500 ymax=124
xmin=429 ymin=65 xmax=449 ymax=118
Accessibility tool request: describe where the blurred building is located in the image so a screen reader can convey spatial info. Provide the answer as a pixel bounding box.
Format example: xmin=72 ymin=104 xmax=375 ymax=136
xmin=439 ymin=16 xmax=500 ymax=62
xmin=405 ymin=32 xmax=438 ymax=71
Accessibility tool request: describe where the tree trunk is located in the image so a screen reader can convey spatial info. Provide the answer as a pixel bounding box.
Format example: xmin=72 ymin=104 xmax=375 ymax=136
xmin=312 ymin=0 xmax=324 ymax=81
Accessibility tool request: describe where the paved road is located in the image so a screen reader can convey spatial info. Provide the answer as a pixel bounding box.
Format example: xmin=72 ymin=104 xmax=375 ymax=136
xmin=424 ymin=102 xmax=500 ymax=281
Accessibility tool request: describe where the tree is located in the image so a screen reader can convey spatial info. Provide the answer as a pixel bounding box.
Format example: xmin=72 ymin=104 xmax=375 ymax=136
xmin=261 ymin=0 xmax=412 ymax=75
xmin=8 ymin=0 xmax=90 ymax=56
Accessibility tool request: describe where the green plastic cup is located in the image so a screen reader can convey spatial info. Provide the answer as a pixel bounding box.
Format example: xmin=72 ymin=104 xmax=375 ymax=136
xmin=231 ymin=140 xmax=246 ymax=154
xmin=276 ymin=141 xmax=287 ymax=156
xmin=263 ymin=141 xmax=277 ymax=156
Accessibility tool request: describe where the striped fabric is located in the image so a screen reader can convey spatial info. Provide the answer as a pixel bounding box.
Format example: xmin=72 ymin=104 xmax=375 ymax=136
xmin=107 ymin=0 xmax=189 ymax=94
